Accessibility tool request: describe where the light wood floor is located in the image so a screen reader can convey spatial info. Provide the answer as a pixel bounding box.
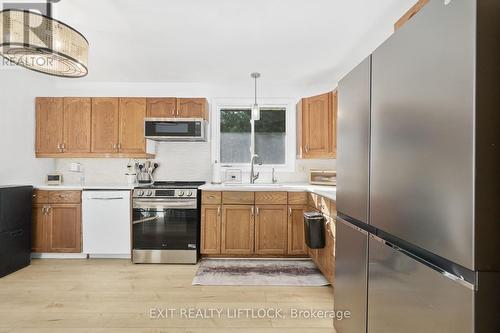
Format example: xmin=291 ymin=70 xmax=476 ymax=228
xmin=0 ymin=259 xmax=335 ymax=333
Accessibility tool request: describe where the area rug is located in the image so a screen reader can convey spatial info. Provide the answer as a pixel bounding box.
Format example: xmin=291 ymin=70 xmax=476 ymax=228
xmin=192 ymin=259 xmax=329 ymax=286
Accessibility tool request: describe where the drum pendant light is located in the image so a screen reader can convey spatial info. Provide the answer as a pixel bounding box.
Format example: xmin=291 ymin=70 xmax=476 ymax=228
xmin=0 ymin=5 xmax=88 ymax=78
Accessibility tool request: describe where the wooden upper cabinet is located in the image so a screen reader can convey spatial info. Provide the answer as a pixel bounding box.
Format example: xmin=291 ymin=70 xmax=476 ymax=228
xmin=146 ymin=98 xmax=176 ymax=118
xmin=297 ymin=91 xmax=337 ymax=159
xmin=63 ymin=98 xmax=91 ymax=153
xmin=176 ymin=98 xmax=208 ymax=119
xmin=118 ymin=98 xmax=146 ymax=153
xmin=395 ymin=0 xmax=429 ymax=31
xmin=221 ymin=205 xmax=254 ymax=254
xmin=254 ymin=205 xmax=288 ymax=255
xmin=91 ymin=98 xmax=119 ymax=153
xmin=36 ymin=97 xmax=63 ymax=154
xmin=201 ymin=204 xmax=221 ymax=254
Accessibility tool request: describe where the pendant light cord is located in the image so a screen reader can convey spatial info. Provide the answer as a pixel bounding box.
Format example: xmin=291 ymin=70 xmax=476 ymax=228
xmin=254 ymin=75 xmax=257 ymax=105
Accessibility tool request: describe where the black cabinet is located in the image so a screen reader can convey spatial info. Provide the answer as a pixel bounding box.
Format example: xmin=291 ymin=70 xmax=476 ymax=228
xmin=0 ymin=186 xmax=32 ymax=278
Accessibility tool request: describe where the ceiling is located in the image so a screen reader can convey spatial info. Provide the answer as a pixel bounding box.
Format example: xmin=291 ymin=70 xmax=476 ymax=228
xmin=55 ymin=0 xmax=415 ymax=85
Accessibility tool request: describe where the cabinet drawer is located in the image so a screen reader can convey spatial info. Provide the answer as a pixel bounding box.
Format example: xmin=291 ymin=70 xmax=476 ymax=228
xmin=222 ymin=191 xmax=254 ymax=205
xmin=202 ymin=191 xmax=222 ymax=204
xmin=48 ymin=191 xmax=81 ymax=204
xmin=32 ymin=190 xmax=49 ymax=204
xmin=308 ymin=193 xmax=332 ymax=216
xmin=287 ymin=192 xmax=308 ymax=205
xmin=255 ymin=192 xmax=287 ymax=205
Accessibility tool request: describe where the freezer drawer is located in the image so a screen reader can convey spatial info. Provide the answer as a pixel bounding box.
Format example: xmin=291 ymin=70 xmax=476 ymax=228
xmin=334 ymin=217 xmax=368 ymax=333
xmin=368 ymin=236 xmax=474 ymax=333
xmin=336 ymin=56 xmax=371 ymax=223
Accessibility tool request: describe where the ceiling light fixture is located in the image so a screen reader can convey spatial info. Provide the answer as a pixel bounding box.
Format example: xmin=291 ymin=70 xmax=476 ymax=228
xmin=251 ymin=72 xmax=261 ymax=121
xmin=0 ymin=1 xmax=88 ymax=78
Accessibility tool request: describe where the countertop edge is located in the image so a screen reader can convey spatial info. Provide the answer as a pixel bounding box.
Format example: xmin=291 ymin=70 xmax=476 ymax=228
xmin=34 ymin=184 xmax=136 ymax=191
xmin=199 ymin=183 xmax=336 ymax=201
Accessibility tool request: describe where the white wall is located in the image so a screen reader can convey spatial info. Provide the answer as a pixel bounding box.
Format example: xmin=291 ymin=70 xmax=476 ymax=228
xmin=0 ymin=69 xmax=56 ymax=185
xmin=51 ymin=80 xmax=336 ymax=184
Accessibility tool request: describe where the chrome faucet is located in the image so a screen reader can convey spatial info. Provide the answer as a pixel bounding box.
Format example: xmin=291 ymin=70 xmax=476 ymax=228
xmin=250 ymin=154 xmax=262 ymax=183
xmin=272 ymin=167 xmax=278 ymax=184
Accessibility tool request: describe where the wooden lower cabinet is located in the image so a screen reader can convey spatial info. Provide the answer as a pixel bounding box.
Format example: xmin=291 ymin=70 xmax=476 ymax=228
xmin=255 ymin=205 xmax=287 ymax=255
xmin=287 ymin=205 xmax=308 ymax=255
xmin=303 ymin=198 xmax=336 ymax=283
xmin=221 ymin=205 xmax=254 ymax=254
xmin=200 ymin=204 xmax=221 ymax=254
xmin=46 ymin=204 xmax=82 ymax=253
xmin=317 ymin=218 xmax=335 ymax=283
xmin=307 ymin=210 xmax=335 ymax=284
xmin=32 ymin=205 xmax=46 ymax=252
xmin=31 ymin=191 xmax=82 ymax=253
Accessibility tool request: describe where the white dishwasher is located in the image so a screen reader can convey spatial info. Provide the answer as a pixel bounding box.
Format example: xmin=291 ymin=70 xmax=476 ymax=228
xmin=82 ymin=190 xmax=131 ymax=258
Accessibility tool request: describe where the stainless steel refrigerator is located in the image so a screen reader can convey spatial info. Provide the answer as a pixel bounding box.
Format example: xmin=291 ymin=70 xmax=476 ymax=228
xmin=335 ymin=0 xmax=500 ymax=332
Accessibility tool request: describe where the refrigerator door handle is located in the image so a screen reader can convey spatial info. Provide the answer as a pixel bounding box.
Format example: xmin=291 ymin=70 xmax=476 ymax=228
xmin=336 ymin=216 xmax=368 ymax=235
xmin=369 ymin=234 xmax=475 ymax=291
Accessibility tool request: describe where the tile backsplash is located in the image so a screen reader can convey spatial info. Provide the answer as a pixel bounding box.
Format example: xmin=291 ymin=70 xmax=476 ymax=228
xmin=55 ymin=141 xmax=335 ymax=184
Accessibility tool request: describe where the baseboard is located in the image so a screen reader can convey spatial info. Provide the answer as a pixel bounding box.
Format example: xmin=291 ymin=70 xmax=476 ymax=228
xmin=87 ymin=254 xmax=131 ymax=259
xmin=31 ymin=253 xmax=131 ymax=259
xmin=31 ymin=253 xmax=87 ymax=259
xmin=201 ymin=256 xmax=311 ymax=260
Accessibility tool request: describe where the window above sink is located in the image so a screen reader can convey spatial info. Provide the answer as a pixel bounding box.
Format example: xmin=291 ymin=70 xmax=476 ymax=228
xmin=211 ymin=98 xmax=296 ymax=172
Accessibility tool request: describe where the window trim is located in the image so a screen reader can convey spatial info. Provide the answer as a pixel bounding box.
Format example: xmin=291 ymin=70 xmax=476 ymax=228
xmin=211 ymin=98 xmax=296 ymax=172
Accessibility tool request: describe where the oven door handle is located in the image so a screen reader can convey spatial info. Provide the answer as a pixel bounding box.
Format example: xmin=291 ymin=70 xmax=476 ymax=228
xmin=133 ymin=200 xmax=197 ymax=210
xmin=132 ymin=216 xmax=158 ymax=225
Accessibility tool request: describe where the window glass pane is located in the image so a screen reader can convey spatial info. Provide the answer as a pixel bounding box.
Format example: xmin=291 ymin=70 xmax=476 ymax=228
xmin=220 ymin=109 xmax=251 ymax=164
xmin=255 ymin=108 xmax=286 ymax=165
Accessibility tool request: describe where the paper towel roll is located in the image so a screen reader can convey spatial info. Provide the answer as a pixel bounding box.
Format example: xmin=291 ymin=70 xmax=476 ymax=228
xmin=212 ymin=160 xmax=222 ymax=184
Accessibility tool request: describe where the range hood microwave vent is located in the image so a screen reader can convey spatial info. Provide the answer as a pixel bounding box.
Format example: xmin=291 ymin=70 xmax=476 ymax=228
xmin=145 ymin=118 xmax=207 ymax=142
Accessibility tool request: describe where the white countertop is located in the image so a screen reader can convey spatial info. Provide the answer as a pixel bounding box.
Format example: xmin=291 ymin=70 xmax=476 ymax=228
xmin=35 ymin=183 xmax=136 ymax=191
xmin=199 ymin=182 xmax=336 ymax=201
xmin=35 ymin=182 xmax=336 ymax=201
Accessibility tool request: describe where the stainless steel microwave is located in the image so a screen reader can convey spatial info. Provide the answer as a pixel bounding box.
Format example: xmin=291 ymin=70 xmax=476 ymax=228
xmin=144 ymin=118 xmax=207 ymax=142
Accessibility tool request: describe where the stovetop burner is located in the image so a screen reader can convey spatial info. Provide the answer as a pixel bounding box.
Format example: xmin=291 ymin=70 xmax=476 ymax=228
xmin=136 ymin=181 xmax=205 ymax=189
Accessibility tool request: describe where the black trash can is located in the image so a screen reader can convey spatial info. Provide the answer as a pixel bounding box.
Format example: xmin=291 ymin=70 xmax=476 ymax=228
xmin=304 ymin=211 xmax=325 ymax=249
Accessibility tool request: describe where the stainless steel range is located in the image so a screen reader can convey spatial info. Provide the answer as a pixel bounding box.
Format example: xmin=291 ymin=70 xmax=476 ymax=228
xmin=132 ymin=181 xmax=205 ymax=264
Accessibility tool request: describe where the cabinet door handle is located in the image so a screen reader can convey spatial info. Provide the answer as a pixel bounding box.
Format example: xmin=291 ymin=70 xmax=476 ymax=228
xmin=118 ymin=143 xmax=122 ymax=150
xmin=61 ymin=143 xmax=65 ymax=151
xmin=288 ymin=207 xmax=292 ymax=216
xmin=305 ymin=145 xmax=309 ymax=152
xmin=112 ymin=143 xmax=117 ymax=149
xmin=256 ymin=207 xmax=260 ymax=216
xmin=251 ymin=207 xmax=254 ymax=216
xmin=217 ymin=206 xmax=220 ymax=216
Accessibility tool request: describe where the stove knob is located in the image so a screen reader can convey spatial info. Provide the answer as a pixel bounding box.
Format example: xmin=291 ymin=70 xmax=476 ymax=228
xmin=178 ymin=191 xmax=185 ymax=197
xmin=186 ymin=190 xmax=193 ymax=197
xmin=137 ymin=190 xmax=144 ymax=197
xmin=146 ymin=190 xmax=153 ymax=197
